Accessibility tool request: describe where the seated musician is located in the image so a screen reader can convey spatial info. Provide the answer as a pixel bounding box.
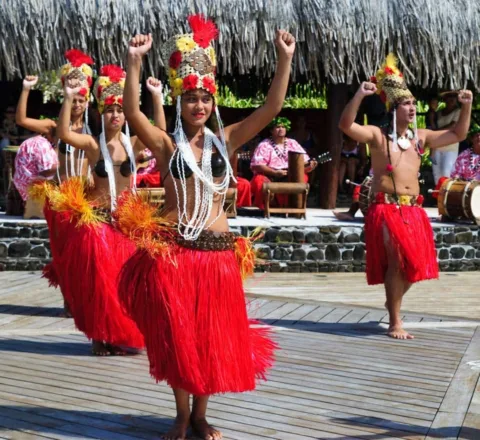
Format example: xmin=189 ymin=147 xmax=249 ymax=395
xmin=13 ymin=135 xmax=59 ymax=202
xmin=450 ymin=124 xmax=480 ymax=181
xmin=250 ymin=117 xmax=317 ymax=209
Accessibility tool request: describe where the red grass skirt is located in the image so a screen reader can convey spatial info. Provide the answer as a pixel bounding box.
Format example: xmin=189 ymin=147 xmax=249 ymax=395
xmin=42 ymin=202 xmax=72 ymax=288
xmin=118 ymin=246 xmax=276 ymax=395
xmin=365 ymin=203 xmax=439 ymax=285
xmin=59 ymin=220 xmax=144 ymax=348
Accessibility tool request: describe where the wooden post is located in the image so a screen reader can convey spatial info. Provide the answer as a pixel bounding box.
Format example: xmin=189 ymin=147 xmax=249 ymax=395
xmin=288 ymin=151 xmax=304 ymax=216
xmin=318 ymin=84 xmax=348 ymax=209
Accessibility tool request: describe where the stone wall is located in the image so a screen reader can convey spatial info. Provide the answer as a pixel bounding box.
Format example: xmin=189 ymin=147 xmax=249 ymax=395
xmin=231 ymin=224 xmax=480 ymax=273
xmin=0 ymin=223 xmax=51 ymax=270
xmin=2 ymin=221 xmax=480 ymax=272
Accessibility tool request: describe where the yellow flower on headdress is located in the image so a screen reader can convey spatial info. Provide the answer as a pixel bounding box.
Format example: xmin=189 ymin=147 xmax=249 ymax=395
xmin=172 ymin=77 xmax=184 ymax=96
xmin=81 ymin=65 xmax=93 ymax=77
xmin=97 ymin=77 xmax=110 ymax=87
xmin=119 ymin=78 xmax=126 ymax=88
xmin=169 ymin=69 xmax=177 ymax=81
xmin=61 ymin=65 xmax=70 ymax=76
xmin=176 ymin=36 xmax=196 ymax=53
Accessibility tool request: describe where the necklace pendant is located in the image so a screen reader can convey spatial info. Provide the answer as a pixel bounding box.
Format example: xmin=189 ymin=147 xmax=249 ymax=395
xmin=398 ymin=137 xmax=411 ymax=150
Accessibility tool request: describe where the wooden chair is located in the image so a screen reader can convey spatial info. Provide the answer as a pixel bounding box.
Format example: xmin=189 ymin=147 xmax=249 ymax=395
xmin=224 ymin=188 xmax=237 ymax=218
xmin=263 ymin=182 xmax=309 ymax=218
xmin=24 ymin=198 xmax=45 ymax=219
xmin=262 ymin=151 xmax=308 ymax=218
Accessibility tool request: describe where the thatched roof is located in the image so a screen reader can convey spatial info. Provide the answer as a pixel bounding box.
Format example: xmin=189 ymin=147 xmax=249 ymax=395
xmin=1 ymin=0 xmax=480 ymax=89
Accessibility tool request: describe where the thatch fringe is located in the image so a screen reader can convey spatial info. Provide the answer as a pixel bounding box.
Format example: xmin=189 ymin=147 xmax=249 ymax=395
xmin=1 ymin=0 xmax=479 ymax=88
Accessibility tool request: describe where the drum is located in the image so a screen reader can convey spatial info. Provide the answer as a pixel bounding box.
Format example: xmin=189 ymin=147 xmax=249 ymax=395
xmin=358 ymin=176 xmax=374 ymax=217
xmin=438 ymin=179 xmax=480 ymax=224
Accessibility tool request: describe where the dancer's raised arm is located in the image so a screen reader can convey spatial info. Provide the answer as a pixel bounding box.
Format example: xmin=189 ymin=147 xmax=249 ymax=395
xmin=224 ymin=30 xmax=295 ymax=155
xmin=57 ymin=79 xmax=97 ymax=151
xmin=15 ymin=76 xmax=56 ymax=136
xmin=420 ymin=90 xmax=472 ymax=149
xmin=146 ymin=77 xmax=167 ymax=131
xmin=124 ymin=35 xmax=169 ymax=154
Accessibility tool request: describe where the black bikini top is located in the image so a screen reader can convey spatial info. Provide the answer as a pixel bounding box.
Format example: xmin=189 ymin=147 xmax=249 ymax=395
xmin=94 ymin=157 xmax=132 ymax=178
xmin=169 ymin=150 xmax=227 ymax=180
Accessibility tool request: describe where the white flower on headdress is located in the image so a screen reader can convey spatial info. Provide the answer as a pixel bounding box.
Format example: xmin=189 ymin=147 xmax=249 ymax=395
xmin=176 ymin=37 xmax=196 ymax=53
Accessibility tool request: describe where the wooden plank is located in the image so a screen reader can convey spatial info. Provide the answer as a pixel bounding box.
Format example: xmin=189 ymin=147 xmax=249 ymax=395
xmin=427 ymin=326 xmax=480 ymax=439
xmin=296 ymin=305 xmax=335 ymax=324
xmin=318 ymin=308 xmax=352 ymax=323
xmin=252 ymin=300 xmax=287 ymax=319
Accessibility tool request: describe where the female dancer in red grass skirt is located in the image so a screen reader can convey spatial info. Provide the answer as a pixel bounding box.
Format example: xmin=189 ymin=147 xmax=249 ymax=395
xmin=50 ymin=65 xmax=147 ymax=356
xmin=17 ymin=49 xmax=94 ymax=316
xmin=117 ymin=15 xmax=294 ymax=440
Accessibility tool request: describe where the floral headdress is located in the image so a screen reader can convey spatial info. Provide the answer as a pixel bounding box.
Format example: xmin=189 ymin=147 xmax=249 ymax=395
xmin=469 ymin=124 xmax=480 ymax=137
xmin=269 ymin=117 xmax=292 ymax=131
xmin=371 ymin=53 xmax=413 ymax=111
xmin=93 ymin=65 xmax=126 ymax=114
xmin=163 ymin=14 xmax=218 ymax=98
xmin=372 ymin=53 xmax=417 ymax=153
xmin=59 ymin=49 xmax=94 ymax=100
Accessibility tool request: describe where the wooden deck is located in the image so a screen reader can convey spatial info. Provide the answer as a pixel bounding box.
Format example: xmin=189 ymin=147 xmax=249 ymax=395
xmin=0 ymin=271 xmax=479 ymax=439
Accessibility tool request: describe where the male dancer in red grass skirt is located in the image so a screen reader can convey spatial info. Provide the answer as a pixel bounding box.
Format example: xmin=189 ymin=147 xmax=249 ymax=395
xmin=339 ymin=54 xmax=472 ymax=339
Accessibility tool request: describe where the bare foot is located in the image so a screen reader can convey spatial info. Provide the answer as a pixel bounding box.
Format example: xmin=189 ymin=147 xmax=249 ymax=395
xmin=333 ymin=211 xmax=355 ymax=221
xmin=60 ymin=301 xmax=73 ymax=318
xmin=91 ymin=340 xmax=110 ymax=356
xmin=191 ymin=417 xmax=222 ymax=440
xmin=387 ymin=325 xmax=414 ymax=340
xmin=106 ymin=344 xmax=127 ymax=356
xmin=162 ymin=414 xmax=190 ymax=440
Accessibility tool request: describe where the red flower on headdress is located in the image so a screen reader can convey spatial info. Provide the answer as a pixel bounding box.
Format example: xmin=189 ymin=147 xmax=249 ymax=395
xmin=399 ymin=72 xmax=403 ymax=78
xmin=78 ymin=88 xmax=88 ymax=97
xmin=100 ymin=65 xmax=125 ymax=83
xmin=188 ymin=14 xmax=219 ymax=48
xmin=87 ymin=77 xmax=93 ymax=87
xmin=183 ymin=74 xmax=199 ymax=91
xmin=104 ymin=95 xmax=116 ymax=106
xmin=65 ymin=49 xmax=94 ymax=67
xmin=117 ymin=97 xmax=123 ymax=106
xmin=169 ymin=51 xmax=182 ymax=69
xmin=380 ymin=90 xmax=387 ymax=103
xmin=370 ymin=76 xmax=377 ymax=84
xmin=202 ymin=77 xmax=216 ymax=95
xmin=97 ymin=85 xmax=103 ymax=96
xmin=384 ymin=67 xmax=394 ymax=75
